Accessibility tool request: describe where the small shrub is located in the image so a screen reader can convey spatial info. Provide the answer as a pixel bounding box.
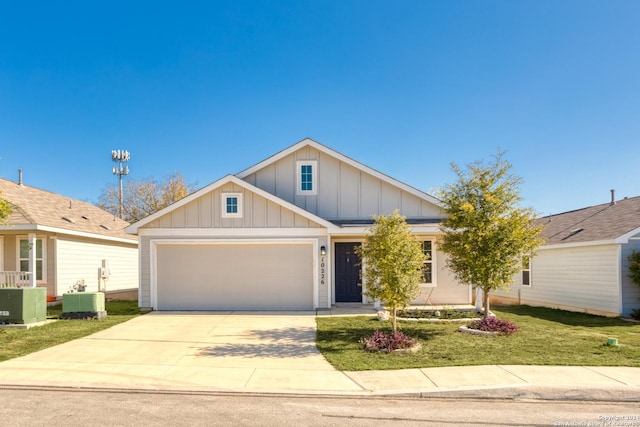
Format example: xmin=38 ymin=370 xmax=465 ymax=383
xmin=468 ymin=317 xmax=521 ymax=335
xmin=361 ymin=330 xmax=418 ymax=352
xmin=630 ymin=309 xmax=640 ymax=321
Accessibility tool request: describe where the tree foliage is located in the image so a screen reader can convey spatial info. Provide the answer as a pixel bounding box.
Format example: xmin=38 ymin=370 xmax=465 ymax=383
xmin=0 ymin=192 xmax=12 ymax=225
xmin=96 ymin=172 xmax=197 ymax=223
xmin=438 ymin=151 xmax=544 ymax=319
xmin=628 ymin=250 xmax=640 ymax=287
xmin=355 ymin=210 xmax=426 ymax=333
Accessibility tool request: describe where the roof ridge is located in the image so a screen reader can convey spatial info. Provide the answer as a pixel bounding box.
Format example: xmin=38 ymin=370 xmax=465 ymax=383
xmin=543 ymin=194 xmax=640 ymax=219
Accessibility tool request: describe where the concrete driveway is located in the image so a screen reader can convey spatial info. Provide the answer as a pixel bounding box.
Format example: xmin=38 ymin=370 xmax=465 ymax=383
xmin=0 ymin=312 xmax=363 ymax=393
xmin=3 ymin=311 xmax=640 ymax=399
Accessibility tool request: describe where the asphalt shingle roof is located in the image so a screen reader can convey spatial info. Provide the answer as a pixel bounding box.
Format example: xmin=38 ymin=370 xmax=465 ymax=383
xmin=537 ymin=195 xmax=640 ymax=245
xmin=0 ymin=177 xmax=135 ymax=242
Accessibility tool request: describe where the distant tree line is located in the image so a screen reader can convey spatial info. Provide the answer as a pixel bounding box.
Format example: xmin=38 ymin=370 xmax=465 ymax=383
xmin=96 ymin=172 xmax=197 ymax=223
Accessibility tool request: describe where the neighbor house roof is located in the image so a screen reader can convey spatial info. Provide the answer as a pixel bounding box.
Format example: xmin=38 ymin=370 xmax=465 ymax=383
xmin=0 ymin=177 xmax=137 ymax=243
xmin=538 ymin=195 xmax=640 ymax=246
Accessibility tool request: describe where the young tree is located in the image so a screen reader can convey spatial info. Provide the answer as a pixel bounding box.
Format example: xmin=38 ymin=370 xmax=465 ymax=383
xmin=438 ymin=152 xmax=544 ymax=319
xmin=356 ymin=210 xmax=427 ymax=333
xmin=0 ymin=193 xmax=12 ymax=225
xmin=628 ymin=250 xmax=640 ymax=288
xmin=96 ymin=172 xmax=196 ymax=223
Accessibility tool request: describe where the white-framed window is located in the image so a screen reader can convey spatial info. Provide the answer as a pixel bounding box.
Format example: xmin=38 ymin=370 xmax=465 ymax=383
xmin=296 ymin=161 xmax=317 ymax=195
xmin=421 ymin=240 xmax=434 ymax=285
xmin=17 ymin=236 xmax=46 ymax=283
xmin=221 ymin=193 xmax=243 ymax=218
xmin=522 ymin=255 xmax=531 ymax=286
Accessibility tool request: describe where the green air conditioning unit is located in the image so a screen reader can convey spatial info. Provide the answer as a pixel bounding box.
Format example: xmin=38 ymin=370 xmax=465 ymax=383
xmin=62 ymin=292 xmax=107 ymax=319
xmin=0 ymin=287 xmax=47 ymax=324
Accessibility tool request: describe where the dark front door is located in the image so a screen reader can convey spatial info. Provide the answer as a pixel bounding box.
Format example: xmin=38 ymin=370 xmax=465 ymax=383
xmin=335 ymin=242 xmax=362 ymax=302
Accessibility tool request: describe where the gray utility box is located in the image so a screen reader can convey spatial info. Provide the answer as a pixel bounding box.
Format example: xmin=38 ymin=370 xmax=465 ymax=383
xmin=0 ymin=287 xmax=47 ymax=324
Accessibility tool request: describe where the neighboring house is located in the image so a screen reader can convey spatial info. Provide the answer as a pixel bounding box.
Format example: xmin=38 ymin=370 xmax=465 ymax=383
xmin=493 ymin=193 xmax=640 ymax=317
xmin=126 ymin=138 xmax=471 ymax=311
xmin=0 ymin=176 xmax=139 ymax=300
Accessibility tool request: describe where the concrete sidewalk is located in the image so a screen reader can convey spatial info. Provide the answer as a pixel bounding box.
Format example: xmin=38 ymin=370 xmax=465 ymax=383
xmin=1 ymin=312 xmax=639 ymax=401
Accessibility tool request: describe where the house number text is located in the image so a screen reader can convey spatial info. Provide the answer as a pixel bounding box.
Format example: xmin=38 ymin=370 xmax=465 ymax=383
xmin=320 ymin=256 xmax=326 ymax=285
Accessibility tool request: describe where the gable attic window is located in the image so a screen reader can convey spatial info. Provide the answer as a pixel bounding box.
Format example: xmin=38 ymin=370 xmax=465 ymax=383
xmin=222 ymin=193 xmax=243 ymax=218
xmin=296 ymin=161 xmax=317 ymax=195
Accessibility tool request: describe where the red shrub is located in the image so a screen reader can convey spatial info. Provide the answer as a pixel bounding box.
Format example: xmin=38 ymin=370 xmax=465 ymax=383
xmin=468 ymin=317 xmax=520 ymax=335
xmin=361 ymin=330 xmax=417 ymax=351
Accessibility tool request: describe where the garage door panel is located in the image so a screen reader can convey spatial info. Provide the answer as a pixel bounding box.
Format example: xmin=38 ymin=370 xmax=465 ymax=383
xmin=156 ymin=243 xmax=313 ymax=310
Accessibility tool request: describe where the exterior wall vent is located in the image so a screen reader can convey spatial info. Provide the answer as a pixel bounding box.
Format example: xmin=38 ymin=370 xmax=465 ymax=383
xmin=562 ymin=228 xmax=584 ymax=240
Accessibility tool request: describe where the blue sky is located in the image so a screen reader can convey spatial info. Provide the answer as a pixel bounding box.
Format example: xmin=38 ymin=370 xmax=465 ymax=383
xmin=1 ymin=1 xmax=639 ymax=216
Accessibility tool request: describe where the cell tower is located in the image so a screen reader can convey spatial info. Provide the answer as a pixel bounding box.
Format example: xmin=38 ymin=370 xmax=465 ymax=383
xmin=111 ymin=149 xmax=130 ymax=219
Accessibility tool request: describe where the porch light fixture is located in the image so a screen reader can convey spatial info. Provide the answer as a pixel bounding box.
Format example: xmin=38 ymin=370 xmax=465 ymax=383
xmin=320 ymin=246 xmax=326 ymax=256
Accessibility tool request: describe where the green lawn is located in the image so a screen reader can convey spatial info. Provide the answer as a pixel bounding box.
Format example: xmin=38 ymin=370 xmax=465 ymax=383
xmin=316 ymin=305 xmax=640 ymax=371
xmin=0 ymin=300 xmax=141 ymax=362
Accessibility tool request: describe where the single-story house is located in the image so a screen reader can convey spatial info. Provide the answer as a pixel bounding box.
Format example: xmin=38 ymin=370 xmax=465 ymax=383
xmin=126 ymin=138 xmax=471 ymax=311
xmin=493 ymin=192 xmax=640 ymax=317
xmin=0 ymin=175 xmax=139 ymax=300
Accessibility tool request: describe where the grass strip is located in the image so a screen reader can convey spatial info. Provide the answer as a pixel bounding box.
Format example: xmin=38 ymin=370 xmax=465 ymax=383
xmin=0 ymin=300 xmax=141 ymax=362
xmin=316 ymin=305 xmax=640 ymax=371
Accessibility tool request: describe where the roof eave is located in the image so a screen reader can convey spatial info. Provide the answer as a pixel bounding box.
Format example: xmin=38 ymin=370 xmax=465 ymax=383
xmin=540 ymin=239 xmax=619 ymax=250
xmin=0 ymin=224 xmax=138 ymax=244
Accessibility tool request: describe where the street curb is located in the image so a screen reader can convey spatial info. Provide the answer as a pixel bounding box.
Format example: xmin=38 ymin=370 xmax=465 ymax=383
xmin=1 ymin=383 xmax=638 ymax=403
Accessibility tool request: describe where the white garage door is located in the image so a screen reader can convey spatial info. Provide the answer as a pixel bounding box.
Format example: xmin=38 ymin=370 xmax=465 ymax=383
xmin=155 ymin=242 xmax=314 ymax=310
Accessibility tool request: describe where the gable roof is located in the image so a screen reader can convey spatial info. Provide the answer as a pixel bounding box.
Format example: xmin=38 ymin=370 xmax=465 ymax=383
xmin=125 ymin=174 xmax=337 ymax=233
xmin=538 ymin=195 xmax=640 ymax=245
xmin=235 ymin=138 xmax=443 ymax=208
xmin=0 ymin=177 xmax=136 ymax=244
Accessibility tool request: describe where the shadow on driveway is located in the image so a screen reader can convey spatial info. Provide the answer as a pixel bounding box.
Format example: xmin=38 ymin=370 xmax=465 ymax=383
xmin=196 ymin=326 xmax=319 ymax=359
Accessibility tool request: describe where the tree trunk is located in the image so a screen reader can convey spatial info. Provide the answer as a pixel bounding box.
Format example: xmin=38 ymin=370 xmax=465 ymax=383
xmin=392 ymin=307 xmax=397 ymax=334
xmin=483 ymin=288 xmax=490 ymax=319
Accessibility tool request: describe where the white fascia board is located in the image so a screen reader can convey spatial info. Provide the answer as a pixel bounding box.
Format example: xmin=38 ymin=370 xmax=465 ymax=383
xmin=126 ymin=174 xmax=338 ymax=234
xmin=138 ymin=227 xmax=329 ymax=238
xmin=539 ymin=239 xmax=618 ymax=251
xmin=411 ymin=226 xmax=443 ymax=233
xmin=1 ymin=224 xmax=138 ymax=245
xmin=614 ymin=227 xmax=640 ymax=244
xmin=151 ymin=237 xmax=319 ymax=245
xmin=235 ymin=138 xmax=443 ymax=208
xmin=329 ymin=225 xmax=441 ymax=236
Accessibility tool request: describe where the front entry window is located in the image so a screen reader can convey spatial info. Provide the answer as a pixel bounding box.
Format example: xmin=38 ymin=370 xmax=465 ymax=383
xmin=422 ymin=240 xmax=434 ymax=285
xmin=19 ymin=238 xmax=45 ymax=281
xmin=522 ymin=256 xmax=531 ymax=286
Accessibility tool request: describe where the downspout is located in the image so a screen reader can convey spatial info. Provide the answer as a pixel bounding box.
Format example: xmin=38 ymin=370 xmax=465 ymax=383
xmin=326 ymin=233 xmax=332 ymax=309
xmin=617 ymin=245 xmax=623 ymax=316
